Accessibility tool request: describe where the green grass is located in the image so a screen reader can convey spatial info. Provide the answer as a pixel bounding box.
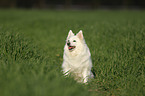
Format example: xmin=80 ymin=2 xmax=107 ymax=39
xmin=0 ymin=9 xmax=144 ymax=96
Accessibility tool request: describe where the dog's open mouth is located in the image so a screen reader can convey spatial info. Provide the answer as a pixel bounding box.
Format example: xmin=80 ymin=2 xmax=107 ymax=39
xmin=68 ymin=46 xmax=76 ymax=51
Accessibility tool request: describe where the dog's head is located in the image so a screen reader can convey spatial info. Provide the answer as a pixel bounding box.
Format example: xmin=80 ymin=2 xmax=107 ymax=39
xmin=66 ymin=30 xmax=85 ymax=52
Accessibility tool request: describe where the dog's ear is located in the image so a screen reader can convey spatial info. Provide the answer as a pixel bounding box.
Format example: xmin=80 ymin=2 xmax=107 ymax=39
xmin=67 ymin=30 xmax=74 ymax=39
xmin=76 ymin=30 xmax=84 ymax=40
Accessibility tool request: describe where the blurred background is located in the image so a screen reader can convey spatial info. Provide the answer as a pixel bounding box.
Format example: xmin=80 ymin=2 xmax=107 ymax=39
xmin=0 ymin=0 xmax=145 ymax=9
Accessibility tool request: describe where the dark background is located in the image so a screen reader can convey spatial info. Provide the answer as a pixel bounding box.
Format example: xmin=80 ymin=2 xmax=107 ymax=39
xmin=0 ymin=0 xmax=145 ymax=9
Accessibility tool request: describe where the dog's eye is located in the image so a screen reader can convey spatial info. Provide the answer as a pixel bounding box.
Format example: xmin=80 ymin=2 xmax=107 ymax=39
xmin=73 ymin=40 xmax=76 ymax=42
xmin=68 ymin=40 xmax=70 ymax=42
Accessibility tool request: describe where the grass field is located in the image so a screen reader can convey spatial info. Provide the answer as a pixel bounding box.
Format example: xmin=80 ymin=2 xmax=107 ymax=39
xmin=0 ymin=9 xmax=144 ymax=96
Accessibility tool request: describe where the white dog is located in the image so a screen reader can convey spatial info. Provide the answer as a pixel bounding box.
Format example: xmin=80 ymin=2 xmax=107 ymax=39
xmin=62 ymin=30 xmax=94 ymax=83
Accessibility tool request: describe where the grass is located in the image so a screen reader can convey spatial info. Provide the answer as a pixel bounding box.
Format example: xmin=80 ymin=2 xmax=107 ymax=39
xmin=0 ymin=9 xmax=144 ymax=96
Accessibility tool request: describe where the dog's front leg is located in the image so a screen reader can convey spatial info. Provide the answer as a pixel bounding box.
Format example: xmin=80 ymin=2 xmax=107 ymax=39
xmin=82 ymin=70 xmax=89 ymax=83
xmin=64 ymin=70 xmax=70 ymax=76
xmin=63 ymin=67 xmax=71 ymax=76
xmin=62 ymin=62 xmax=71 ymax=76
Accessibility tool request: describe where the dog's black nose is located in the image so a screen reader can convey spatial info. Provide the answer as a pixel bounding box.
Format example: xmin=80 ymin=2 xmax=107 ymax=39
xmin=67 ymin=42 xmax=70 ymax=46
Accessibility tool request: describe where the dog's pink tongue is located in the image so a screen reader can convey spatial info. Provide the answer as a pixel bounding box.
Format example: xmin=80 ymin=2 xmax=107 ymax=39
xmin=69 ymin=47 xmax=73 ymax=50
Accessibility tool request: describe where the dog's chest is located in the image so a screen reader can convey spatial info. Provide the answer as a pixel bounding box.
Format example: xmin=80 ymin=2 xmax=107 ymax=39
xmin=68 ymin=57 xmax=81 ymax=66
xmin=67 ymin=55 xmax=88 ymax=69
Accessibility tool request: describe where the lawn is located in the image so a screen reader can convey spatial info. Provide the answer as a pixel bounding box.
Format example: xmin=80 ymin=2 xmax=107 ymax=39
xmin=0 ymin=9 xmax=144 ymax=96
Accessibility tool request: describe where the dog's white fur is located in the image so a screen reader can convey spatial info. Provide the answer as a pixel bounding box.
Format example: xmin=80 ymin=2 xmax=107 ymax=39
xmin=62 ymin=30 xmax=94 ymax=83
